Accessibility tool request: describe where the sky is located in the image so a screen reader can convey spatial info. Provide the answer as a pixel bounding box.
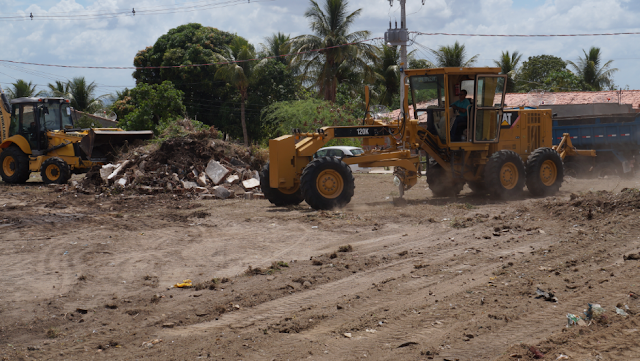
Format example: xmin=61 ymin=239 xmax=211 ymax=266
xmin=1 ymin=0 xmax=639 ymax=98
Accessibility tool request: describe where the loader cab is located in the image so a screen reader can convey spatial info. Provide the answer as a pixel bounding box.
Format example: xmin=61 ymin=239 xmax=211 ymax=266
xmin=407 ymin=68 xmax=506 ymax=146
xmin=10 ymin=97 xmax=73 ymax=152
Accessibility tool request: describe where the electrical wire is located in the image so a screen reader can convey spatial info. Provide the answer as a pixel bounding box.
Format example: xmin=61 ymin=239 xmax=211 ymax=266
xmin=411 ymin=31 xmax=640 ymax=37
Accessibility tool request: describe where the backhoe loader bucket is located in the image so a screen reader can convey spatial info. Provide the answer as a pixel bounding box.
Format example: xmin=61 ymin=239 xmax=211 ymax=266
xmin=79 ymin=129 xmax=153 ymax=161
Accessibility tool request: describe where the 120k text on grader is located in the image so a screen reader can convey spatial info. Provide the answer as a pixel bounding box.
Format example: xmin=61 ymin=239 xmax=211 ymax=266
xmin=261 ymin=67 xmax=594 ymax=210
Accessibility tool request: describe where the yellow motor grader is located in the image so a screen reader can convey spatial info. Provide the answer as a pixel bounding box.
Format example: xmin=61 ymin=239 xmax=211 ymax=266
xmin=261 ymin=67 xmax=594 ymax=210
xmin=0 ymin=86 xmax=153 ymax=184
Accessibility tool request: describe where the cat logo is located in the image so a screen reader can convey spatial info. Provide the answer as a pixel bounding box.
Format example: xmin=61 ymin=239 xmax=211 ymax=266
xmin=501 ymin=112 xmax=513 ymax=127
xmin=499 ymin=111 xmax=519 ymax=129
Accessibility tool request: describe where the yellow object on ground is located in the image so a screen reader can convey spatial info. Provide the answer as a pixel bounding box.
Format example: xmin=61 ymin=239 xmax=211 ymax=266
xmin=174 ymin=279 xmax=192 ymax=288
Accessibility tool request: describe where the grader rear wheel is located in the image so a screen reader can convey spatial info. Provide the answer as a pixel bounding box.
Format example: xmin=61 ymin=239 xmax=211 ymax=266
xmin=260 ymin=163 xmax=304 ymax=206
xmin=526 ymin=147 xmax=564 ymax=197
xmin=300 ymin=157 xmax=354 ymax=210
xmin=484 ymin=150 xmax=526 ymax=198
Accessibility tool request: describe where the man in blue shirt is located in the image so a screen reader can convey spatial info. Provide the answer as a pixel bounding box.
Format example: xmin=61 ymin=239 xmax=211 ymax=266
xmin=451 ymin=89 xmax=471 ymax=141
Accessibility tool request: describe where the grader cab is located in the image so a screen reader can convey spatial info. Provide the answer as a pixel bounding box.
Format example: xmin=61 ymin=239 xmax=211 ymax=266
xmin=261 ymin=67 xmax=594 ymax=210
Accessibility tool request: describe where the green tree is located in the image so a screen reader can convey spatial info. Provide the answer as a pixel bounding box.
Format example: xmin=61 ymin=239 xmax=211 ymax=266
xmin=68 ymin=77 xmax=104 ymax=113
xmin=430 ymin=41 xmax=478 ymax=67
xmin=494 ymin=51 xmax=522 ymax=93
xmin=261 ymin=98 xmax=362 ymax=146
xmin=542 ymin=70 xmax=587 ymax=92
xmin=116 ymin=81 xmax=186 ymax=133
xmin=289 ymin=0 xmax=377 ymax=102
xmin=567 ymin=47 xmax=618 ymax=91
xmin=516 ymin=55 xmax=567 ymax=92
xmin=132 ymin=23 xmax=237 ymax=129
xmin=373 ymin=45 xmax=400 ymax=107
xmin=47 ymin=80 xmax=71 ymax=98
xmin=260 ymin=32 xmax=291 ymax=64
xmin=6 ymin=79 xmax=43 ymax=99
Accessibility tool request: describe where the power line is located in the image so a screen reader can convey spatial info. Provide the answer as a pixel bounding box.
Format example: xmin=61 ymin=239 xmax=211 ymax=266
xmin=412 ymin=31 xmax=640 ymax=37
xmin=0 ymin=37 xmax=383 ymax=70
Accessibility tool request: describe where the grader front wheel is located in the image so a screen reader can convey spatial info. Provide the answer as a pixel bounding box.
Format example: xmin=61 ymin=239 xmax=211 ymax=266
xmin=484 ymin=150 xmax=526 ymax=198
xmin=526 ymin=148 xmax=564 ymax=196
xmin=300 ymin=157 xmax=355 ymax=210
xmin=260 ymin=163 xmax=304 ymax=206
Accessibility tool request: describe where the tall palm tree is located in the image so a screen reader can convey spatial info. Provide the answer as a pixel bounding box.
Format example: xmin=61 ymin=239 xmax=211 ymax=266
xmin=6 ymin=79 xmax=43 ymax=99
xmin=494 ymin=51 xmax=522 ymax=93
xmin=47 ymin=80 xmax=72 ymax=98
xmin=68 ymin=77 xmax=103 ymax=113
xmin=567 ymin=47 xmax=618 ymax=91
xmin=289 ymin=0 xmax=377 ymax=102
xmin=430 ymin=41 xmax=479 ymax=68
xmin=215 ymin=43 xmax=259 ymax=147
xmin=373 ymin=45 xmax=400 ymax=107
xmin=261 ymin=32 xmax=291 ymax=64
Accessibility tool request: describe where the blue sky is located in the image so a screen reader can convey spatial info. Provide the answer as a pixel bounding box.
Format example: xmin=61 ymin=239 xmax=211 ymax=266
xmin=0 ymin=0 xmax=639 ymax=99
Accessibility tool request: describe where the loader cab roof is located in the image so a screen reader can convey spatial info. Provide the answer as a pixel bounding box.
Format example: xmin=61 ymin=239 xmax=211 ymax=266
xmin=10 ymin=97 xmax=68 ymax=104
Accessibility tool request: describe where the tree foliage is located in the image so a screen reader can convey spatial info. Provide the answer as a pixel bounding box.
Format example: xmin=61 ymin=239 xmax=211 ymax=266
xmin=567 ymin=47 xmax=618 ymax=91
xmin=115 ymin=81 xmax=186 ymax=133
xmin=541 ymin=70 xmax=587 ymax=92
xmin=516 ymin=55 xmax=567 ymax=92
xmin=494 ymin=51 xmax=522 ymax=93
xmin=289 ymin=0 xmax=376 ymax=102
xmin=260 ymin=32 xmax=291 ymax=64
xmin=430 ymin=41 xmax=478 ymax=67
xmin=6 ymin=80 xmax=43 ymax=100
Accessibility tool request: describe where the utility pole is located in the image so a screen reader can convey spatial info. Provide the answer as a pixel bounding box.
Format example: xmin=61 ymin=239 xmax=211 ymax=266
xmin=385 ymin=0 xmax=409 ymax=117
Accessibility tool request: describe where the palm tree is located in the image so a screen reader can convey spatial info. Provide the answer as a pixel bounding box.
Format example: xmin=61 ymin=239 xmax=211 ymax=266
xmin=261 ymin=32 xmax=291 ymax=64
xmin=68 ymin=77 xmax=104 ymax=113
xmin=494 ymin=51 xmax=523 ymax=93
xmin=373 ymin=45 xmax=400 ymax=107
xmin=47 ymin=80 xmax=72 ymax=98
xmin=289 ymin=0 xmax=377 ymax=102
xmin=430 ymin=41 xmax=479 ymax=67
xmin=567 ymin=47 xmax=618 ymax=91
xmin=6 ymin=79 xmax=43 ymax=99
xmin=215 ymin=43 xmax=259 ymax=147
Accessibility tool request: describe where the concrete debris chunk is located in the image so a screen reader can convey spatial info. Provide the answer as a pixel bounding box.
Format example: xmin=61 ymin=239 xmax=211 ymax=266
xmin=225 ymin=174 xmax=240 ymax=185
xmin=213 ymin=186 xmax=231 ymax=199
xmin=116 ymin=178 xmax=127 ymax=187
xmin=197 ymin=173 xmax=208 ymax=187
xmin=244 ymin=192 xmax=254 ymax=200
xmin=107 ymin=160 xmax=130 ymax=181
xmin=205 ymin=160 xmax=230 ymax=185
xmin=99 ymin=164 xmax=117 ymax=182
xmin=182 ymin=181 xmax=198 ymax=189
xmin=242 ymin=178 xmax=260 ymax=190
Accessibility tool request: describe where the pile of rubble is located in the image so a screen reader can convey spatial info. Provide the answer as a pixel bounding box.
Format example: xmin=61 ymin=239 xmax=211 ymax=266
xmin=74 ymin=130 xmax=268 ymax=199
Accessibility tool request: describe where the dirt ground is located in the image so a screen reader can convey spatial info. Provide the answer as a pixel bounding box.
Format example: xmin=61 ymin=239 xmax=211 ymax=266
xmin=2 ymin=172 xmax=640 ymax=361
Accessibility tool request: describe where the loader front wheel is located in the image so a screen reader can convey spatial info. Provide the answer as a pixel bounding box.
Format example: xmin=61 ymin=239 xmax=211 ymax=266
xmin=0 ymin=146 xmax=30 ymax=184
xmin=427 ymin=164 xmax=464 ymax=197
xmin=41 ymin=158 xmax=71 ymax=185
xmin=300 ymin=157 xmax=354 ymax=210
xmin=484 ymin=150 xmax=526 ymax=199
xmin=526 ymin=148 xmax=564 ymax=196
xmin=260 ymin=163 xmax=304 ymax=207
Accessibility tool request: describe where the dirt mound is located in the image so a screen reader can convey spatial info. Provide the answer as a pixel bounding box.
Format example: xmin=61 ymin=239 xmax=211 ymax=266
xmin=75 ymin=129 xmax=268 ymax=198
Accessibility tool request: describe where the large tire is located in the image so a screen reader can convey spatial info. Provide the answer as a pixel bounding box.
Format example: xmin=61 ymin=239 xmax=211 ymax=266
xmin=41 ymin=157 xmax=71 ymax=185
xmin=300 ymin=157 xmax=355 ymax=210
xmin=427 ymin=164 xmax=464 ymax=197
xmin=526 ymin=148 xmax=564 ymax=196
xmin=0 ymin=146 xmax=30 ymax=184
xmin=484 ymin=150 xmax=526 ymax=198
xmin=260 ymin=163 xmax=304 ymax=207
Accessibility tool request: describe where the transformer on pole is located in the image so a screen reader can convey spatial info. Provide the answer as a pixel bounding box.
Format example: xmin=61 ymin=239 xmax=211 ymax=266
xmin=384 ymin=0 xmax=408 ymax=119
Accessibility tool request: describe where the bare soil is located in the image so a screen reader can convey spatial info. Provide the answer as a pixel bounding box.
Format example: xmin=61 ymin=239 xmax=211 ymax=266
xmin=2 ymin=173 xmax=640 ymax=361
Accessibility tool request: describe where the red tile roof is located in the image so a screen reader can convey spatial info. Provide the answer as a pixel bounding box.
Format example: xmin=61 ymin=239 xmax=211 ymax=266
xmin=505 ymin=90 xmax=640 ymax=109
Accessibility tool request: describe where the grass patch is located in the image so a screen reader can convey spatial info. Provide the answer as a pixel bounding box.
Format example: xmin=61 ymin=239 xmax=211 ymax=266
xmin=46 ymin=327 xmax=60 ymax=339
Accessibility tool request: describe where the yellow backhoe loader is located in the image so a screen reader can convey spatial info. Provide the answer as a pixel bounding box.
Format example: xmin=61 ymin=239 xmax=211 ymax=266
xmin=262 ymin=67 xmax=595 ymax=210
xmin=0 ymin=85 xmax=153 ymax=184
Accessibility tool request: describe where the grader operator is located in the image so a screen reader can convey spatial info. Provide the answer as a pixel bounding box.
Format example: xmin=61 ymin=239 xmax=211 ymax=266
xmin=261 ymin=67 xmax=593 ymax=210
xmin=0 ymin=85 xmax=152 ymax=185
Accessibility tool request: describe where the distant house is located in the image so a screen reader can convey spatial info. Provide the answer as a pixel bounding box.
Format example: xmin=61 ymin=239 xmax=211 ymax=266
xmin=70 ymin=109 xmax=118 ymax=128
